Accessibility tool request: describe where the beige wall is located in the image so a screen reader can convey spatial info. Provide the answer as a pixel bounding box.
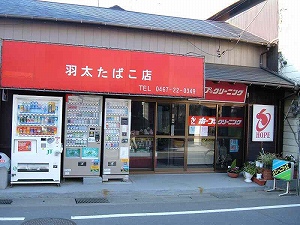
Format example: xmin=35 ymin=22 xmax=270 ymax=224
xmin=283 ymin=97 xmax=299 ymax=157
xmin=226 ymin=0 xmax=278 ymax=43
xmin=0 ymin=18 xmax=264 ymax=67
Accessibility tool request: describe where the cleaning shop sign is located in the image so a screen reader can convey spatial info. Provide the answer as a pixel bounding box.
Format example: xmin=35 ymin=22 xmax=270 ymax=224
xmin=252 ymin=104 xmax=274 ymax=142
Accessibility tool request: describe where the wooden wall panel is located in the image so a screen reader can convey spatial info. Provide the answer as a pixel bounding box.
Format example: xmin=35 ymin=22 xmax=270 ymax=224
xmin=149 ymin=32 xmax=158 ymax=52
xmin=57 ymin=26 xmax=68 ymax=44
xmin=141 ymin=33 xmax=151 ymax=52
xmin=12 ymin=24 xmax=23 ymax=40
xmin=83 ymin=27 xmax=94 ymax=47
xmin=0 ymin=18 xmax=264 ymax=67
xmin=39 ymin=25 xmax=50 ymax=42
xmin=133 ymin=31 xmax=143 ymax=50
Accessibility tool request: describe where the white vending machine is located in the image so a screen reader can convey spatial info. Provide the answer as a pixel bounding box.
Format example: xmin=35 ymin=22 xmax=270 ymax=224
xmin=10 ymin=95 xmax=63 ymax=185
xmin=102 ymin=98 xmax=131 ymax=182
xmin=63 ymin=94 xmax=102 ymax=178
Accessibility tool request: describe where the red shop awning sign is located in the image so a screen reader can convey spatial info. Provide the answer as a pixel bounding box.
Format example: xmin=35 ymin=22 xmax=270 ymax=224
xmin=1 ymin=40 xmax=205 ymax=98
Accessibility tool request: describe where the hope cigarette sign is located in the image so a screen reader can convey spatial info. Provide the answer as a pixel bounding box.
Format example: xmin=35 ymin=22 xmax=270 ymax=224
xmin=252 ymin=104 xmax=274 ymax=142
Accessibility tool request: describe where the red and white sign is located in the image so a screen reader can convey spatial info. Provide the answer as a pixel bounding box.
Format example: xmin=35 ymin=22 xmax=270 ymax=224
xmin=18 ymin=140 xmax=32 ymax=152
xmin=252 ymin=104 xmax=274 ymax=141
xmin=1 ymin=40 xmax=204 ymax=98
xmin=204 ymin=81 xmax=247 ymax=103
xmin=189 ymin=116 xmax=243 ymax=127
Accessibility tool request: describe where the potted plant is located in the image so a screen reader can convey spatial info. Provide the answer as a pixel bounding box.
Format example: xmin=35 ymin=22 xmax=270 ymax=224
xmin=243 ymin=161 xmax=257 ymax=182
xmin=256 ymin=167 xmax=263 ymax=180
xmin=283 ymin=154 xmax=298 ymax=179
xmin=227 ymin=159 xmax=240 ymax=178
xmin=257 ymin=152 xmax=277 ymax=180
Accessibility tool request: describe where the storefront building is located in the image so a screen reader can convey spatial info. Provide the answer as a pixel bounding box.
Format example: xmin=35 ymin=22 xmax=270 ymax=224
xmin=0 ymin=0 xmax=296 ymax=180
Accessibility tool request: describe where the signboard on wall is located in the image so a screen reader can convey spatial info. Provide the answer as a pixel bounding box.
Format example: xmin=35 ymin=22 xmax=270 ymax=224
xmin=1 ymin=40 xmax=204 ymax=98
xmin=252 ymin=104 xmax=274 ymax=142
xmin=204 ymin=81 xmax=247 ymax=103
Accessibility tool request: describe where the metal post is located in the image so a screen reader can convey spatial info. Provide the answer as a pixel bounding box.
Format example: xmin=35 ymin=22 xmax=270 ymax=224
xmin=297 ymin=154 xmax=300 ymax=196
xmin=279 ymin=181 xmax=295 ymax=196
xmin=267 ymin=178 xmax=283 ymax=192
xmin=297 ymin=126 xmax=300 ymax=196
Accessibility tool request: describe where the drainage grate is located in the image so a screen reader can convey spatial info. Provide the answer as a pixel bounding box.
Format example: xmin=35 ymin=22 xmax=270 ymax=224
xmin=210 ymin=192 xmax=241 ymax=199
xmin=0 ymin=199 xmax=13 ymax=204
xmin=75 ymin=197 xmax=109 ymax=204
xmin=21 ymin=218 xmax=76 ymax=225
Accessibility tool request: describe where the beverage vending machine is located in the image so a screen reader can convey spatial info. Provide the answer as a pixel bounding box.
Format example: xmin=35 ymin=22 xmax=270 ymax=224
xmin=102 ymin=98 xmax=131 ymax=182
xmin=63 ymin=95 xmax=103 ymax=178
xmin=10 ymin=95 xmax=63 ymax=185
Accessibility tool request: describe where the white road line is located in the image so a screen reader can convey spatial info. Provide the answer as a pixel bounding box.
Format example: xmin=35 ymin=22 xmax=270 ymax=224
xmin=0 ymin=217 xmax=25 ymax=221
xmin=72 ymin=203 xmax=300 ymax=220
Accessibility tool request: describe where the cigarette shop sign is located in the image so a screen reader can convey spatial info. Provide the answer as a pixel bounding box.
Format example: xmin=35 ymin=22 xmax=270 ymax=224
xmin=252 ymin=104 xmax=274 ymax=142
xmin=1 ymin=40 xmax=204 ymax=98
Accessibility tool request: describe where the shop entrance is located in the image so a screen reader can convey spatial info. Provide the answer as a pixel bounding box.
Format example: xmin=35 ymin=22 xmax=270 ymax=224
xmin=187 ymin=104 xmax=216 ymax=171
xmin=155 ymin=103 xmax=186 ymax=171
xmin=129 ymin=100 xmax=245 ymax=173
xmin=187 ymin=103 xmax=245 ymax=172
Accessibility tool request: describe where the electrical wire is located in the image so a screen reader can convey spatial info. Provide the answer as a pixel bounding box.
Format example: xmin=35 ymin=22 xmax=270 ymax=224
xmin=185 ymin=39 xmax=220 ymax=57
xmin=186 ymin=0 xmax=269 ymax=58
xmin=222 ymin=0 xmax=268 ymax=53
xmin=211 ymin=0 xmax=248 ymax=21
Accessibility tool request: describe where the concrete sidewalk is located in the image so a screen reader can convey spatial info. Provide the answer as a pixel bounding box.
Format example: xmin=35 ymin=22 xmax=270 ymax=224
xmin=0 ymin=173 xmax=268 ymax=199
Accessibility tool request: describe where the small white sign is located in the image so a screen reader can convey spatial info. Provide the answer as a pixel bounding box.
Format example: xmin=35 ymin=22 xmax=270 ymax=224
xmin=200 ymin=126 xmax=208 ymax=136
xmin=120 ymin=147 xmax=129 ymax=159
xmin=252 ymin=104 xmax=274 ymax=142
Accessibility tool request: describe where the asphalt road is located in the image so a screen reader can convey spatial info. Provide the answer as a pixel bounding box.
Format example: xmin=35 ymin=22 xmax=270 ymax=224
xmin=1 ymin=191 xmax=300 ymax=225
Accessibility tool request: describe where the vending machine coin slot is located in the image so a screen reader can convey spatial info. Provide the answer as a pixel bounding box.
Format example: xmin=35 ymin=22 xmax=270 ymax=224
xmin=108 ymin=161 xmax=116 ymax=166
xmin=95 ymin=131 xmax=100 ymax=142
xmin=121 ymin=117 xmax=128 ymax=125
xmin=78 ymin=162 xmax=86 ymax=166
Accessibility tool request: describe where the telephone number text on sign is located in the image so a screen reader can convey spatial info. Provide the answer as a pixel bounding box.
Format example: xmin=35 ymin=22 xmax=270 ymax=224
xmin=155 ymin=86 xmax=196 ymax=95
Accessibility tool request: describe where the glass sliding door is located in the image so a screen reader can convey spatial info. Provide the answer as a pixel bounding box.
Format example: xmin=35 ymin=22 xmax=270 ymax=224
xmin=216 ymin=105 xmax=244 ymax=171
xmin=187 ymin=104 xmax=216 ymax=170
xmin=156 ymin=103 xmax=186 ymax=170
xmin=156 ymin=138 xmax=185 ymax=168
xmin=130 ymin=101 xmax=155 ymax=170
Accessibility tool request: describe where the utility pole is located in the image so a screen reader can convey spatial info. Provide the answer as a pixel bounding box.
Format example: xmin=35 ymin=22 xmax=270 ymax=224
xmin=295 ymin=97 xmax=300 ymax=196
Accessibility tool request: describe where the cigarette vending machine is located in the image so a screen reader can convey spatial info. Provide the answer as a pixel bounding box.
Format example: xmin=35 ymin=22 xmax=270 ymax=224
xmin=102 ymin=98 xmax=131 ymax=182
xmin=10 ymin=95 xmax=63 ymax=185
xmin=63 ymin=95 xmax=103 ymax=177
